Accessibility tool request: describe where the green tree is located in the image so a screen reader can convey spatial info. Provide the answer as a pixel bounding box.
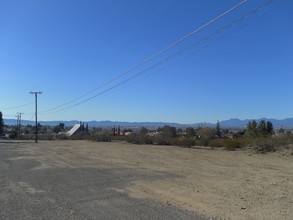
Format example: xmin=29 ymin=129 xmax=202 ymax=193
xmin=161 ymin=125 xmax=176 ymax=137
xmin=59 ymin=123 xmax=65 ymax=131
xmin=160 ymin=125 xmax=177 ymax=144
xmin=0 ymin=111 xmax=4 ymax=134
xmin=222 ymin=129 xmax=229 ymax=135
xmin=54 ymin=123 xmax=65 ymax=133
xmin=140 ymin=127 xmax=148 ymax=136
xmin=246 ymin=120 xmax=258 ymax=137
xmin=257 ymin=120 xmax=267 ymax=136
xmin=185 ymin=127 xmax=195 ymax=137
xmin=216 ymin=120 xmax=221 ymax=136
xmin=266 ymin=121 xmax=274 ymax=135
xmin=196 ymin=126 xmax=216 ymax=138
xmin=53 ymin=126 xmax=60 ymax=133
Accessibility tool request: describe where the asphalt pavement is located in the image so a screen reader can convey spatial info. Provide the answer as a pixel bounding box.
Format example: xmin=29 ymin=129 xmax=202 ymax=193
xmin=0 ymin=141 xmax=203 ymax=220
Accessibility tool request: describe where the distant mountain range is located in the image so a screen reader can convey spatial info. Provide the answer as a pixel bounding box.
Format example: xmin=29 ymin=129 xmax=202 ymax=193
xmin=4 ymin=118 xmax=293 ymax=129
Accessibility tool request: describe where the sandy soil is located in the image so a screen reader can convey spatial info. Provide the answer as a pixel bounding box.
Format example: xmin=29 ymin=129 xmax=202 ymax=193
xmin=13 ymin=140 xmax=293 ymax=220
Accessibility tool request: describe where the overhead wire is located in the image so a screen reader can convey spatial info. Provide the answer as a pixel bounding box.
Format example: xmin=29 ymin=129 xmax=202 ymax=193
xmin=151 ymin=0 xmax=276 ymax=80
xmin=40 ymin=0 xmax=248 ymax=114
xmin=43 ymin=0 xmax=274 ymax=115
xmin=0 ymin=101 xmax=34 ymax=110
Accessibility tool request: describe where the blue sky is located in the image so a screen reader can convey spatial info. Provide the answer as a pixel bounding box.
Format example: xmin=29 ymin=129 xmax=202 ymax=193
xmin=0 ymin=0 xmax=292 ymax=124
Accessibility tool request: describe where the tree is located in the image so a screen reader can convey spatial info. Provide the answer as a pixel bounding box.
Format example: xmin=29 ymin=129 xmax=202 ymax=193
xmin=216 ymin=120 xmax=221 ymax=136
xmin=266 ymin=121 xmax=274 ymax=135
xmin=140 ymin=127 xmax=148 ymax=136
xmin=222 ymin=129 xmax=229 ymax=135
xmin=185 ymin=127 xmax=195 ymax=137
xmin=161 ymin=125 xmax=177 ymax=138
xmin=0 ymin=111 xmax=4 ymax=134
xmin=54 ymin=123 xmax=65 ymax=133
xmin=159 ymin=125 xmax=177 ymax=144
xmin=117 ymin=126 xmax=121 ymax=135
xmin=53 ymin=125 xmax=61 ymax=133
xmin=257 ymin=120 xmax=267 ymax=136
xmin=246 ymin=120 xmax=258 ymax=137
xmin=59 ymin=123 xmax=65 ymax=131
xmin=196 ymin=126 xmax=216 ymax=138
xmin=246 ymin=120 xmax=274 ymax=137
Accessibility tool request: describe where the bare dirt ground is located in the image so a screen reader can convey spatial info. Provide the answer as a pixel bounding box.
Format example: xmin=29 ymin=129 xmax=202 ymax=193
xmin=8 ymin=140 xmax=293 ymax=220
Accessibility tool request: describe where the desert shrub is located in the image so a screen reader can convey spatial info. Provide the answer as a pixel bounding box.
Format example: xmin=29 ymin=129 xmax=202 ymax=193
xmin=245 ymin=136 xmax=282 ymax=153
xmin=153 ymin=135 xmax=171 ymax=145
xmin=194 ymin=138 xmax=210 ymax=147
xmin=254 ymin=144 xmax=276 ymax=154
xmin=56 ymin=134 xmax=68 ymax=140
xmin=126 ymin=133 xmax=153 ymax=145
xmin=39 ymin=134 xmax=56 ymax=140
xmin=91 ymin=133 xmax=112 ymax=142
xmin=237 ymin=136 xmax=293 ymax=153
xmin=9 ymin=130 xmax=18 ymax=139
xmin=208 ymin=139 xmax=222 ymax=148
xmin=222 ymin=139 xmax=241 ymax=151
xmin=126 ymin=133 xmax=143 ymax=144
xmin=144 ymin=136 xmax=154 ymax=145
xmin=207 ymin=138 xmax=241 ymax=150
xmin=172 ymin=137 xmax=195 ymax=148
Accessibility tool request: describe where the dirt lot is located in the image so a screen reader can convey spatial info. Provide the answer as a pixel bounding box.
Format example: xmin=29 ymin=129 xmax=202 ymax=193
xmin=5 ymin=140 xmax=293 ymax=220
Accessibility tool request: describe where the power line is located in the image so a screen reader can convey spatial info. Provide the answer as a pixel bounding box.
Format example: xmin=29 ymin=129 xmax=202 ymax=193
xmin=40 ymin=0 xmax=248 ymax=114
xmin=0 ymin=101 xmax=34 ymax=110
xmin=43 ymin=0 xmax=274 ymax=115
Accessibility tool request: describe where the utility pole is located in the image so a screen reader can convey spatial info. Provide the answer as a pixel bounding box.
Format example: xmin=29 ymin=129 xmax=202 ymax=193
xmin=16 ymin=112 xmax=24 ymax=138
xmin=30 ymin=91 xmax=42 ymax=143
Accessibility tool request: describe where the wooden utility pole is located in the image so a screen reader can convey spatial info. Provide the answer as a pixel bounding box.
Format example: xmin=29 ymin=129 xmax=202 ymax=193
xmin=16 ymin=112 xmax=24 ymax=138
xmin=30 ymin=91 xmax=42 ymax=143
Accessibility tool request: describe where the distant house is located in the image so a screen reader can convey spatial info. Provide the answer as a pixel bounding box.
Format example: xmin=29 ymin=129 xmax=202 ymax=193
xmin=124 ymin=131 xmax=132 ymax=136
xmin=66 ymin=123 xmax=89 ymax=138
xmin=66 ymin=124 xmax=81 ymax=137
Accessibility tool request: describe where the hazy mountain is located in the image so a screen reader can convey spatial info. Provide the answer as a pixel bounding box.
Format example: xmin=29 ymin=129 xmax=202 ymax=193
xmin=219 ymin=118 xmax=293 ymax=128
xmin=3 ymin=118 xmax=293 ymax=128
xmin=219 ymin=118 xmax=250 ymax=128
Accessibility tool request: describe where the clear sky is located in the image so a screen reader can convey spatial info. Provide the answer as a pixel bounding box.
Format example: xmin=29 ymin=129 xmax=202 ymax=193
xmin=0 ymin=0 xmax=292 ymax=124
